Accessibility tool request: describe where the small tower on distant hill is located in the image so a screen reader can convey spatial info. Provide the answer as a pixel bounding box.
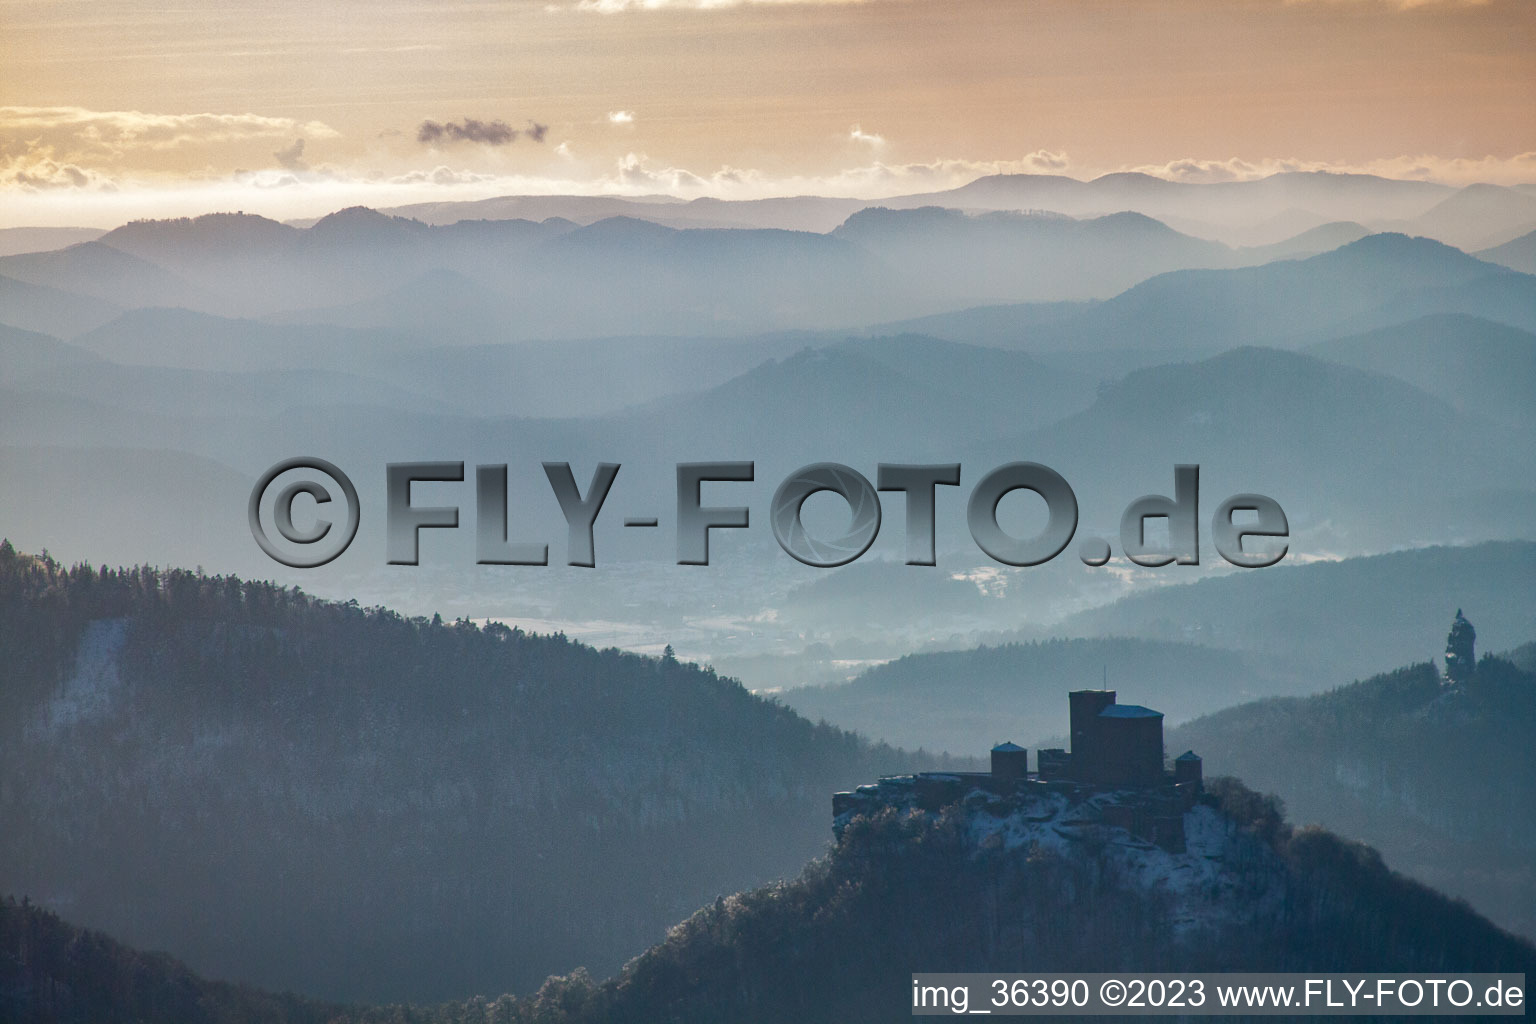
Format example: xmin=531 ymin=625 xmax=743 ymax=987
xmin=1444 ymin=609 xmax=1476 ymax=686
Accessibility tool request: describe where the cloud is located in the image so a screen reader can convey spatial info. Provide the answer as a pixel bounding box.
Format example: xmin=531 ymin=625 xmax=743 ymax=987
xmin=273 ymin=138 xmax=308 ymax=172
xmin=0 ymin=106 xmax=337 ymax=169
xmin=0 ymin=106 xmax=341 ymax=194
xmin=576 ymin=0 xmax=872 ymax=9
xmin=0 ymin=106 xmax=335 ymax=153
xmin=1284 ymin=0 xmax=1490 ymax=8
xmin=616 ymin=151 xmax=708 ymax=189
xmin=595 ymin=151 xmax=1078 ymax=198
xmin=0 ymin=155 xmax=117 ymax=192
xmin=415 ymin=118 xmax=550 ymax=147
xmin=1130 ymin=156 xmax=1266 ymax=183
xmin=339 ymin=44 xmax=445 ymax=54
xmin=848 ymin=124 xmax=884 ymax=147
xmin=607 ymin=110 xmax=636 ymax=124
xmin=1126 ymin=151 xmax=1536 ymax=185
xmin=417 ymin=118 xmax=518 ymax=146
xmin=1021 ymin=149 xmax=1069 ymax=172
xmin=389 ymin=165 xmax=500 ymax=186
xmin=567 ymin=0 xmax=1494 ymax=10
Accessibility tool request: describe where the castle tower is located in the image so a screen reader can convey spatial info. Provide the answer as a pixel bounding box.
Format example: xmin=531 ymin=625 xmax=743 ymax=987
xmin=1174 ymin=750 xmax=1203 ymax=791
xmin=1068 ymin=689 xmax=1116 ymax=780
xmin=990 ymin=742 xmax=1028 ymax=781
xmin=1444 ymin=609 xmax=1475 ymax=686
xmin=1094 ymin=704 xmax=1164 ymax=787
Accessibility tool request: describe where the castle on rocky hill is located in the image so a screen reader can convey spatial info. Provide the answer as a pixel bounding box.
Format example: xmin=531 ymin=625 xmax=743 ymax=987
xmin=833 ymin=690 xmax=1203 ymax=852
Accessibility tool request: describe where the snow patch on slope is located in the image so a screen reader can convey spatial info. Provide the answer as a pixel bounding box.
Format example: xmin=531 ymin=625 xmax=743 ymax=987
xmin=42 ymin=617 xmax=129 ymax=734
xmin=960 ymin=790 xmax=1280 ymax=938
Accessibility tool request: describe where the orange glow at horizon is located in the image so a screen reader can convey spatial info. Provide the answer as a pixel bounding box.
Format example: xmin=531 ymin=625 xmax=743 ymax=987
xmin=2 ymin=0 xmax=1533 ymax=225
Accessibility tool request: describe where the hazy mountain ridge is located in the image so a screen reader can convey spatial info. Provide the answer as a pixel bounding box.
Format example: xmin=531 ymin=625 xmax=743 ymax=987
xmin=0 ymin=325 xmax=1529 ymax=598
xmin=0 ymin=896 xmax=342 ymax=1024
xmin=517 ymin=778 xmax=1534 ymax=1024
xmin=958 ymin=346 xmax=1536 ymax=556
xmin=830 ymin=206 xmax=1236 ymax=303
xmin=2 ymin=181 xmax=1533 ymax=732
xmin=1306 ymin=313 xmax=1536 ymax=428
xmin=10 ymin=775 xmax=1531 ymax=1023
xmin=1479 ymin=227 xmax=1536 ymax=275
xmin=1234 ymin=220 xmax=1371 ymax=262
xmin=0 ymin=330 xmax=1103 ymax=574
xmin=60 ymin=307 xmax=832 ymax=420
xmin=0 ymin=226 xmax=106 ymax=258
xmin=362 ymin=170 xmax=1463 ymax=241
xmin=1048 ymin=541 xmax=1536 ymax=683
xmin=0 ymin=446 xmax=255 ymax=570
xmin=8 ymin=192 xmax=1508 ymax=346
xmin=1035 ymin=233 xmax=1523 ymax=350
xmin=0 ymin=323 xmax=102 ymax=379
xmin=349 ymin=170 xmax=1525 ymax=250
xmin=0 ymin=274 xmax=123 ymax=339
xmin=1385 ymin=183 xmax=1536 ymax=251
xmin=779 ymin=637 xmax=1297 ymax=756
xmin=0 ymin=546 xmax=968 ymax=1003
xmin=1169 ymin=653 xmax=1536 ymax=939
xmin=0 ymin=242 xmax=222 ymax=312
xmin=857 ymin=232 xmax=1534 ymax=355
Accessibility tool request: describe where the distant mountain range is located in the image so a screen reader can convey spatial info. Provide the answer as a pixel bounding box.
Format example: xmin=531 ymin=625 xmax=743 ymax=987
xmin=0 ymin=203 xmax=1262 ymax=337
xmin=2 ymin=176 xmax=1533 ymax=688
xmin=6 ymin=173 xmax=1532 ymax=345
xmin=349 ymin=171 xmax=1536 ymax=250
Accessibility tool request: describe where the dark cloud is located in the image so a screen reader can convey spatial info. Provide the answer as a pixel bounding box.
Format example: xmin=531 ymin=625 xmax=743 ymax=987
xmin=273 ymin=138 xmax=307 ymax=171
xmin=417 ymin=118 xmax=517 ymax=146
xmin=415 ymin=118 xmax=550 ymax=146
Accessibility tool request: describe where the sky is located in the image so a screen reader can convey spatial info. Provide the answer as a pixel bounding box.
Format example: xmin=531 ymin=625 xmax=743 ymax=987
xmin=2 ymin=0 xmax=1534 ymax=226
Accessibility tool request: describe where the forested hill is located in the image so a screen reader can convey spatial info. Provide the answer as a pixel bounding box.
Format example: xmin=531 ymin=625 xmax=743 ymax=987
xmin=485 ymin=779 xmax=1536 ymax=1024
xmin=0 ymin=543 xmax=963 ymax=1004
xmin=1169 ymin=653 xmax=1536 ymax=940
xmin=0 ymin=896 xmax=342 ymax=1024
xmin=6 ymin=778 xmax=1533 ymax=1024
